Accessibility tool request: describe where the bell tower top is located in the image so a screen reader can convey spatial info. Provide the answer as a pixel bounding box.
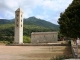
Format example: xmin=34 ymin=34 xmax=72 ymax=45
xmin=15 ymin=8 xmax=23 ymax=13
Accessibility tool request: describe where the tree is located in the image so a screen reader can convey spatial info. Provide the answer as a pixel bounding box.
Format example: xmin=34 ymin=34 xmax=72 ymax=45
xmin=58 ymin=0 xmax=80 ymax=38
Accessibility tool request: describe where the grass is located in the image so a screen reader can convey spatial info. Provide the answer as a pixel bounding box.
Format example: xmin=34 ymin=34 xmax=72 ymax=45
xmin=50 ymin=55 xmax=74 ymax=60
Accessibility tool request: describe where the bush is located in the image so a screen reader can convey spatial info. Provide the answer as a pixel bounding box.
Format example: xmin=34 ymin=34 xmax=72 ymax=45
xmin=23 ymin=36 xmax=31 ymax=43
xmin=50 ymin=55 xmax=74 ymax=60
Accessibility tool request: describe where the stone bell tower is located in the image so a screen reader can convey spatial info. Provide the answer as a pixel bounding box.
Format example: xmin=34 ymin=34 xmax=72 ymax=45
xmin=14 ymin=8 xmax=23 ymax=44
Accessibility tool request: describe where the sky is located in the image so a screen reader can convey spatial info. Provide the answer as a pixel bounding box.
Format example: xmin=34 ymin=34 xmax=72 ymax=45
xmin=0 ymin=0 xmax=73 ymax=25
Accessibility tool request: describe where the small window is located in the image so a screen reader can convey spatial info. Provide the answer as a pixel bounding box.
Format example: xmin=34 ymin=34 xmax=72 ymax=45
xmin=16 ymin=14 xmax=19 ymax=17
xmin=16 ymin=24 xmax=18 ymax=27
xmin=21 ymin=24 xmax=22 ymax=27
xmin=17 ymin=11 xmax=19 ymax=13
xmin=17 ymin=19 xmax=18 ymax=22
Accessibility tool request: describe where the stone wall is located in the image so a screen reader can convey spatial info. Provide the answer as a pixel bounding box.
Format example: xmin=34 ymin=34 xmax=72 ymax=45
xmin=31 ymin=32 xmax=58 ymax=43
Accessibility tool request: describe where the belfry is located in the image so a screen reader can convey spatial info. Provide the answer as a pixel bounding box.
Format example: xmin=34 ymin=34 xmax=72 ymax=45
xmin=14 ymin=8 xmax=23 ymax=44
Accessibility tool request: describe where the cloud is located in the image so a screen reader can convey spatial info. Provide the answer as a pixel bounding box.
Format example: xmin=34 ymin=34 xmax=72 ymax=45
xmin=0 ymin=0 xmax=44 ymax=18
xmin=35 ymin=15 xmax=44 ymax=19
xmin=42 ymin=0 xmax=73 ymax=11
xmin=40 ymin=0 xmax=73 ymax=24
xmin=0 ymin=0 xmax=73 ymax=24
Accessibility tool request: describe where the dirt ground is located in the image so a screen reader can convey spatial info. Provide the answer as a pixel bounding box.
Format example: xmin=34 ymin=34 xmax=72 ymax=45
xmin=0 ymin=45 xmax=71 ymax=60
xmin=0 ymin=46 xmax=54 ymax=60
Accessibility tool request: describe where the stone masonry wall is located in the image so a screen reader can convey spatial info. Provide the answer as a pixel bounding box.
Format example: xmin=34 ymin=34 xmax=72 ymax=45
xmin=31 ymin=32 xmax=58 ymax=43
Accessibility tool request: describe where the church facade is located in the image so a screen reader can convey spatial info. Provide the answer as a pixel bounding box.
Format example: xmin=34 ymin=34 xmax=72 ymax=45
xmin=31 ymin=32 xmax=58 ymax=43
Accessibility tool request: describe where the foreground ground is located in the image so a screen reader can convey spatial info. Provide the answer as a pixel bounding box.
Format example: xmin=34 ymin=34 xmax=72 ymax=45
xmin=0 ymin=45 xmax=72 ymax=60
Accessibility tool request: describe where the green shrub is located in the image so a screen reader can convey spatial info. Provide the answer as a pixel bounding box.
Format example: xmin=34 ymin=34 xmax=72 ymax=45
xmin=50 ymin=55 xmax=74 ymax=60
xmin=2 ymin=41 xmax=9 ymax=44
xmin=23 ymin=36 xmax=31 ymax=43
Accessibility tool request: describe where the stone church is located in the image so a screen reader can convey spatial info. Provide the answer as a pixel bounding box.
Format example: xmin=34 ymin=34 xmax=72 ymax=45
xmin=14 ymin=8 xmax=58 ymax=44
xmin=31 ymin=32 xmax=58 ymax=43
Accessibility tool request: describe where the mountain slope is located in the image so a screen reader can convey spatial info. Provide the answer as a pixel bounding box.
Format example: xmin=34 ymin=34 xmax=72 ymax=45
xmin=0 ymin=19 xmax=12 ymax=24
xmin=0 ymin=17 xmax=59 ymax=30
xmin=24 ymin=17 xmax=59 ymax=30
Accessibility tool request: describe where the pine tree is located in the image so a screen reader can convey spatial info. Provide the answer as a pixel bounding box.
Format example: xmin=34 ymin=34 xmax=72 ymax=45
xmin=58 ymin=0 xmax=80 ymax=38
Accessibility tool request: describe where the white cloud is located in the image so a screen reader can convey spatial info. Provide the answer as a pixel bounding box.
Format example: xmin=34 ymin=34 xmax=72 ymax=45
xmin=0 ymin=0 xmax=44 ymax=18
xmin=35 ymin=11 xmax=50 ymax=21
xmin=42 ymin=0 xmax=73 ymax=11
xmin=0 ymin=0 xmax=73 ymax=24
xmin=5 ymin=11 xmax=14 ymax=19
xmin=4 ymin=0 xmax=19 ymax=8
xmin=51 ymin=16 xmax=60 ymax=25
xmin=35 ymin=15 xmax=44 ymax=19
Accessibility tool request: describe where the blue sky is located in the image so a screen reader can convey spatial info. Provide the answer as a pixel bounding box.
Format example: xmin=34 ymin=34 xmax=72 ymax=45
xmin=0 ymin=0 xmax=73 ymax=25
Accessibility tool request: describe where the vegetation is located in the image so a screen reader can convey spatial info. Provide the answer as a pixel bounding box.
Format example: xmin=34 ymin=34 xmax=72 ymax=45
xmin=24 ymin=17 xmax=59 ymax=30
xmin=50 ymin=55 xmax=74 ymax=60
xmin=58 ymin=0 xmax=80 ymax=38
xmin=0 ymin=17 xmax=59 ymax=30
xmin=23 ymin=36 xmax=31 ymax=43
xmin=0 ymin=16 xmax=59 ymax=43
xmin=0 ymin=24 xmax=54 ymax=43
